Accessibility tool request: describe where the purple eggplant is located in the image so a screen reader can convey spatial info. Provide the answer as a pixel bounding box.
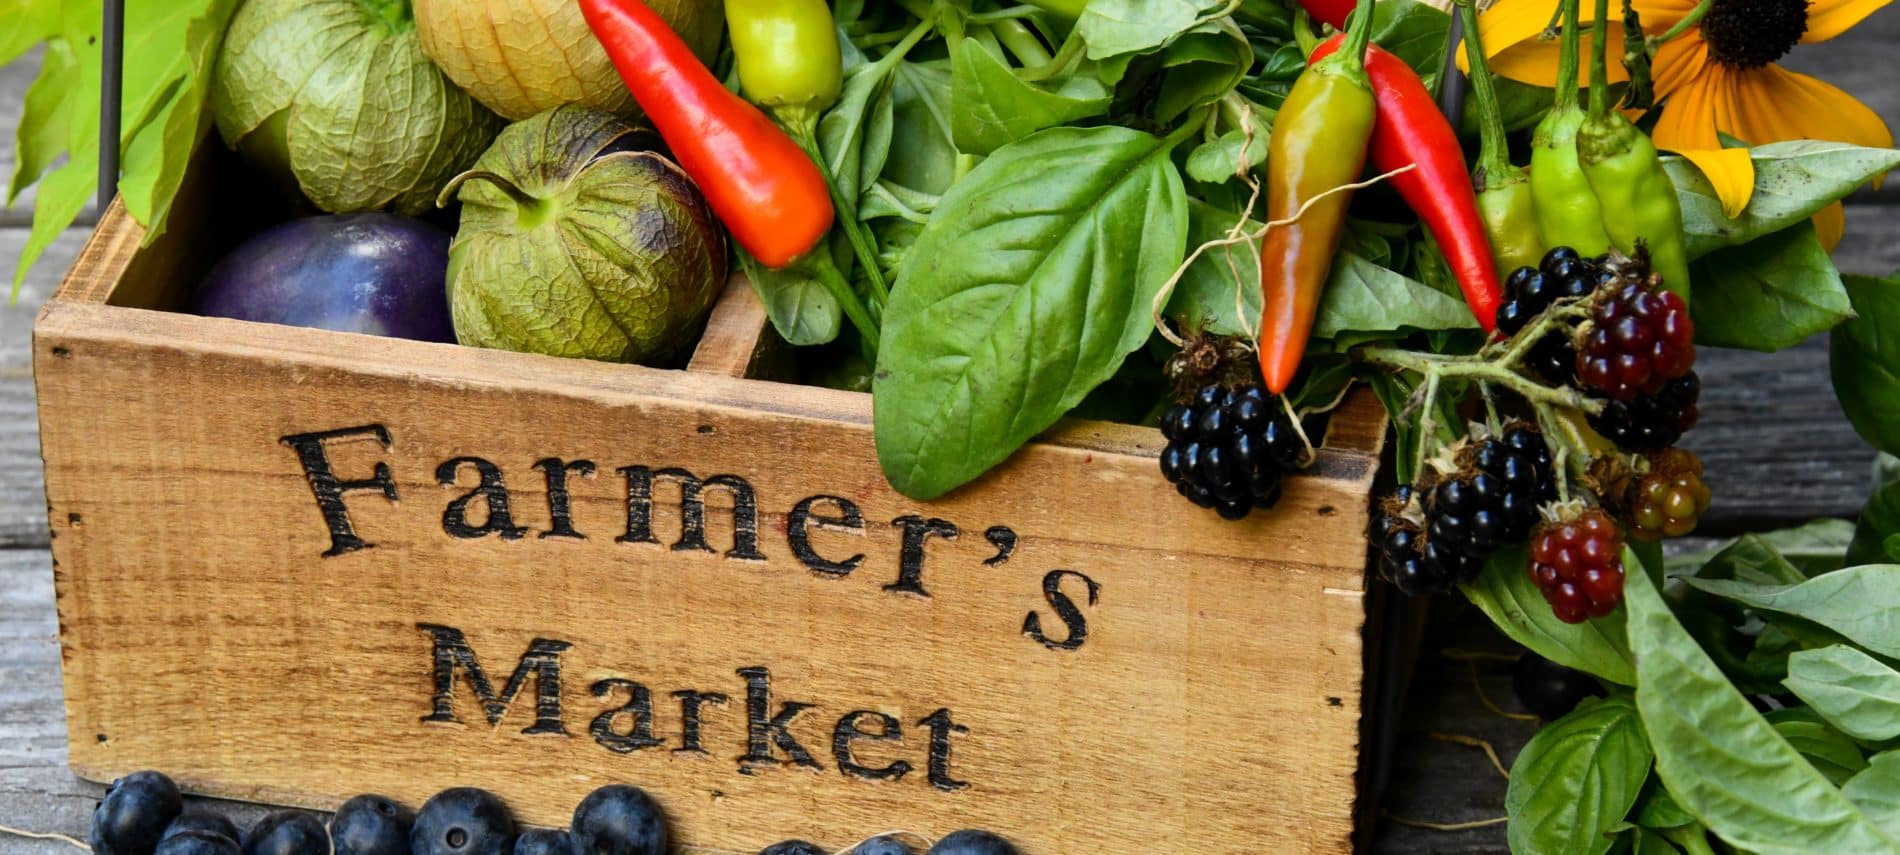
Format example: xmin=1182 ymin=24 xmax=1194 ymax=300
xmin=197 ymin=214 xmax=455 ymax=342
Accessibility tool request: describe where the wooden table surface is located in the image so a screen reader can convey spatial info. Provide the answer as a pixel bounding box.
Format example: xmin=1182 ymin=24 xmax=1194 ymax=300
xmin=3 ymin=15 xmax=1898 ymax=852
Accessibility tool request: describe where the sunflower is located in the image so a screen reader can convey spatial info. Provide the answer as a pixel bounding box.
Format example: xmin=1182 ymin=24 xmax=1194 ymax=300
xmin=1466 ymin=0 xmax=1893 ymax=247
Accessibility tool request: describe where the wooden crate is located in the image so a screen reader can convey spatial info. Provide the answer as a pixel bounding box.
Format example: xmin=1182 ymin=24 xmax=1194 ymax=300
xmin=33 ymin=149 xmax=1388 ymax=854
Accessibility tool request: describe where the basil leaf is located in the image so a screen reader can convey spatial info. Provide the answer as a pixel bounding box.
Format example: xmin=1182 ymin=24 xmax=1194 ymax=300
xmin=1682 ymin=566 xmax=1900 ymax=659
xmin=1075 ymin=0 xmax=1218 ymax=59
xmin=736 ymin=248 xmax=842 ymax=347
xmin=820 ymin=58 xmax=899 ymax=215
xmin=1668 ymin=141 xmax=1900 ymax=260
xmin=1849 ymin=481 xmax=1900 ymax=568
xmin=1635 ymin=779 xmax=1696 ymax=830
xmin=875 ymin=126 xmax=1189 ymax=499
xmin=1688 ymin=221 xmax=1850 ymax=352
xmin=1625 ymin=561 xmax=1900 ymax=852
xmin=1367 ymin=0 xmax=1450 ymax=73
xmin=1184 ymin=123 xmax=1271 ymax=184
xmin=1844 ymin=752 xmax=1900 ymax=839
xmin=1505 ymin=696 xmax=1652 ymax=855
xmin=1691 ymin=535 xmax=1808 ymax=586
xmin=887 ymin=60 xmax=958 ymax=196
xmin=1153 ymin=19 xmax=1251 ymax=123
xmin=1315 ymin=252 xmax=1481 ymax=338
xmin=950 ymin=40 xmax=1111 ymax=156
xmin=1463 ymin=544 xmax=1636 ymax=686
xmin=1668 ymin=519 xmax=1855 ymax=579
xmin=1832 ymin=273 xmax=1900 ymax=458
xmin=1168 ymin=200 xmax=1262 ymax=337
xmin=1769 ymin=710 xmax=1871 ymax=786
xmin=1786 ymin=646 xmax=1900 ymax=742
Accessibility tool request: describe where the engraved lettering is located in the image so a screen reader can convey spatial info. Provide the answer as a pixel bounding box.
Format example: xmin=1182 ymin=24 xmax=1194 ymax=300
xmin=832 ymin=711 xmax=912 ymax=782
xmin=1023 ymin=569 xmax=1101 ymax=651
xmin=787 ymin=495 xmax=865 ymax=577
xmin=617 ymin=467 xmax=765 ymax=560
xmin=590 ymin=678 xmax=663 ymax=753
xmin=919 ymin=708 xmax=970 ymax=791
xmin=418 ymin=624 xmax=570 ymax=735
xmin=534 ymin=458 xmax=596 ymax=540
xmin=280 ymin=424 xmax=397 ymax=557
xmin=888 ymin=515 xmax=959 ymax=597
xmin=736 ymin=666 xmax=821 ymax=773
xmin=437 ymin=458 xmax=527 ymax=540
xmin=672 ymin=689 xmax=729 ymax=755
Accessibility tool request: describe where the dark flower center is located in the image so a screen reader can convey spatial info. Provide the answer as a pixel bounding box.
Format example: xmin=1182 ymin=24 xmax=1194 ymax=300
xmin=1701 ymin=0 xmax=1810 ymax=69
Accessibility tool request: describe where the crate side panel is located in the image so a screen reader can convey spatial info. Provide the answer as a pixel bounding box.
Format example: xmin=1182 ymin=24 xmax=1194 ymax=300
xmin=37 ymin=310 xmax=1367 ymax=855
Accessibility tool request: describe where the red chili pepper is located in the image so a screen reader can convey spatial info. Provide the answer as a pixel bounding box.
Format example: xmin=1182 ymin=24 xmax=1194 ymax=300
xmin=1298 ymin=0 xmax=1355 ymax=29
xmin=578 ymin=0 xmax=833 ymax=269
xmin=1310 ymin=35 xmax=1503 ymax=331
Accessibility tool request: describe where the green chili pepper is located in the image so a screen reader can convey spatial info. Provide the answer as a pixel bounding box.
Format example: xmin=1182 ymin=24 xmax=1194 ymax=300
xmin=726 ymin=0 xmax=843 ymax=135
xmin=1460 ymin=0 xmax=1540 ymax=274
xmin=1579 ymin=0 xmax=1690 ymax=301
xmin=1528 ymin=0 xmax=1611 ymax=257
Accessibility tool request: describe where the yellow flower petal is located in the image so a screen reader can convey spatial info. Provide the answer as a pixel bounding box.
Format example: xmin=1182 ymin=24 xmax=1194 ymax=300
xmin=1466 ymin=0 xmax=1631 ymax=87
xmin=1648 ymin=32 xmax=1710 ymax=101
xmin=1814 ymin=201 xmax=1845 ymax=252
xmin=1725 ymin=65 xmax=1895 ymax=151
xmin=1651 ymin=60 xmax=1730 ymax=151
xmin=1675 ymin=147 xmax=1756 ymax=217
xmin=1803 ymin=0 xmax=1893 ymax=43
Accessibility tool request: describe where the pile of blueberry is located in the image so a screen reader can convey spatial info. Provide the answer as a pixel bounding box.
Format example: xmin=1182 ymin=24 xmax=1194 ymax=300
xmin=89 ymin=771 xmax=1019 ymax=855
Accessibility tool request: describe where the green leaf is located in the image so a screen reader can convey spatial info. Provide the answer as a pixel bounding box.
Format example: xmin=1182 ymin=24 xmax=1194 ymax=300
xmin=1668 ymin=141 xmax=1900 ymax=260
xmin=1668 ymin=519 xmax=1855 ymax=579
xmin=950 ymin=40 xmax=1111 ymax=157
xmin=1786 ymin=646 xmax=1900 ymax=742
xmin=886 ymin=60 xmax=958 ymax=196
xmin=0 ymin=0 xmax=60 ymax=66
xmin=1688 ymin=222 xmax=1850 ymax=352
xmin=1153 ymin=19 xmax=1251 ymax=123
xmin=1075 ymin=0 xmax=1217 ymax=59
xmin=736 ymin=248 xmax=842 ymax=347
xmin=1167 ymin=199 xmax=1261 ymax=337
xmin=1635 ymin=780 xmax=1695 ymax=830
xmin=820 ymin=57 xmax=900 ymax=217
xmin=1843 ymin=752 xmax=1900 ymax=839
xmin=1833 ymin=273 xmax=1900 ymax=458
xmin=1505 ymin=696 xmax=1652 ymax=855
xmin=1184 ymin=120 xmax=1270 ymax=185
xmin=875 ymin=126 xmax=1189 ymax=499
xmin=1768 ymin=711 xmax=1871 ymax=786
xmin=1683 ymin=566 xmax=1900 ymax=659
xmin=1625 ymin=558 xmax=1900 ymax=853
xmin=1687 ymin=534 xmax=1808 ymax=586
xmin=1366 ymin=0 xmax=1451 ymax=73
xmin=1849 ymin=480 xmax=1900 ymax=568
xmin=1463 ymin=544 xmax=1636 ymax=686
xmin=1314 ymin=253 xmax=1481 ymax=339
xmin=7 ymin=35 xmax=75 ymax=206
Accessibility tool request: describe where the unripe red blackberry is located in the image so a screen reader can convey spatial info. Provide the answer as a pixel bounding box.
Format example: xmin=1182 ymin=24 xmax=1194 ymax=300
xmin=1159 ymin=383 xmax=1305 ymax=520
xmin=1625 ymin=448 xmax=1712 ymax=540
xmin=1529 ymin=508 xmax=1626 ymax=623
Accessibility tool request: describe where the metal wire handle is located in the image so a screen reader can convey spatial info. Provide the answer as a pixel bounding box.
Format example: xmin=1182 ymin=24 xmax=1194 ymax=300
xmin=98 ymin=0 xmax=125 ymax=213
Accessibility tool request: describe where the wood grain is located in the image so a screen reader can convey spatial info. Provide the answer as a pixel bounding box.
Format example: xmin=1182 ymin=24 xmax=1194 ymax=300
xmin=32 ymin=209 xmax=1387 ymax=854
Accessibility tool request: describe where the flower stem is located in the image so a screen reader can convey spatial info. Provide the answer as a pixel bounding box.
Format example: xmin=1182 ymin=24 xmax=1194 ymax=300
xmin=1651 ymin=0 xmax=1713 ymax=46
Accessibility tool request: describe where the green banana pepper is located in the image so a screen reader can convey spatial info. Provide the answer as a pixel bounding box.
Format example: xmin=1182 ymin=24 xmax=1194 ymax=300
xmin=726 ymin=0 xmax=843 ymax=134
xmin=1461 ymin=0 xmax=1541 ymax=273
xmin=1579 ymin=0 xmax=1690 ymax=301
xmin=1528 ymin=0 xmax=1611 ymax=257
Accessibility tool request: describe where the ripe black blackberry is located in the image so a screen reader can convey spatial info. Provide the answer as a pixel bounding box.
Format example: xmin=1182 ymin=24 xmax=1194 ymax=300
xmin=1495 ymin=247 xmax=1608 ymax=384
xmin=1159 ymin=383 xmax=1305 ymax=519
xmin=1589 ymin=371 xmax=1700 ymax=450
xmin=1427 ymin=425 xmax=1554 ymax=557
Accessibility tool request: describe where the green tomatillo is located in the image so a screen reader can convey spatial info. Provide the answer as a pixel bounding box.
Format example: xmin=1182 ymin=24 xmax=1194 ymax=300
xmin=438 ymin=105 xmax=728 ymax=365
xmin=212 ymin=0 xmax=502 ymax=215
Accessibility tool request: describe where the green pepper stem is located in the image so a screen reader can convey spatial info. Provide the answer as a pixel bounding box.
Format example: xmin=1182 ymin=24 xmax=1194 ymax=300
xmin=1587 ymin=0 xmax=1610 ymax=117
xmin=1553 ymin=0 xmax=1582 ymax=109
xmin=1340 ymin=0 xmax=1378 ymax=70
xmin=1458 ymin=0 xmax=1514 ymax=184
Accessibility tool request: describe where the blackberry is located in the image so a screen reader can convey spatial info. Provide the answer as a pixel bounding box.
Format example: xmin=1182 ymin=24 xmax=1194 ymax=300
xmin=1427 ymin=428 xmax=1552 ymax=556
xmin=1495 ymin=248 xmax=1603 ymax=385
xmin=1512 ymin=652 xmax=1607 ymax=719
xmin=1576 ymin=262 xmax=1695 ymax=400
xmin=1159 ymin=383 xmax=1305 ymax=520
xmin=1529 ymin=508 xmax=1626 ymax=623
xmin=1589 ymin=372 xmax=1699 ymax=450
xmin=1624 ymin=448 xmax=1712 ymax=540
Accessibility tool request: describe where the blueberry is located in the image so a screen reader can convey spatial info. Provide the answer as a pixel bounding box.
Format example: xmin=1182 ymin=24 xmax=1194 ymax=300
xmin=163 ymin=813 xmax=240 ymax=846
xmin=412 ymin=788 xmax=515 ymax=855
xmin=331 ymin=794 xmax=415 ymax=855
xmin=513 ymin=829 xmax=577 ymax=855
xmin=851 ymin=836 xmax=914 ymax=855
xmin=244 ymin=811 xmax=327 ymax=855
xmin=570 ymin=785 xmax=665 ymax=855
xmin=926 ymin=830 xmax=1020 ymax=855
xmin=757 ymin=841 xmax=826 ymax=855
xmin=156 ymin=831 xmax=241 ymax=855
xmin=92 ymin=771 xmax=184 ymax=855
